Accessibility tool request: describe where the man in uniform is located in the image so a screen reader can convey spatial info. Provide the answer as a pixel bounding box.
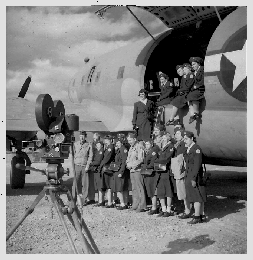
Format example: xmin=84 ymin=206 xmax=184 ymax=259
xmin=72 ymin=131 xmax=93 ymax=205
xmin=126 ymin=133 xmax=146 ymax=212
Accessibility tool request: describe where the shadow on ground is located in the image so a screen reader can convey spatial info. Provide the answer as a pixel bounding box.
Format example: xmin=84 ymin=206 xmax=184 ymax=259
xmin=161 ymin=234 xmax=215 ymax=254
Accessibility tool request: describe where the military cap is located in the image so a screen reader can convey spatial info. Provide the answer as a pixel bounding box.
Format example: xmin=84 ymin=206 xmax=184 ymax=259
xmin=183 ymin=63 xmax=192 ymax=69
xmin=127 ymin=133 xmax=137 ymax=139
xmin=159 ymin=72 xmax=169 ymax=79
xmin=176 ymin=65 xmax=183 ymax=71
xmin=79 ymin=130 xmax=87 ymax=136
xmin=189 ymin=57 xmax=203 ymax=64
xmin=114 ymin=138 xmax=123 ymax=143
xmin=138 ymin=89 xmax=148 ymax=96
xmin=104 ymin=135 xmax=112 ymax=140
xmin=174 ymin=126 xmax=185 ymax=134
xmin=183 ymin=131 xmax=195 ymax=138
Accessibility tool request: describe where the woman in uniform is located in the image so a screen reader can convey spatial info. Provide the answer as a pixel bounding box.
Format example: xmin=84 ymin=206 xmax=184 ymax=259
xmin=183 ymin=131 xmax=206 ymax=224
xmin=187 ymin=57 xmax=205 ymax=124
xmin=89 ymin=141 xmax=104 ymax=206
xmin=132 ymin=89 xmax=155 ymax=141
xmin=166 ymin=63 xmax=195 ymax=125
xmin=97 ymin=135 xmax=115 ymax=208
xmin=140 ymin=140 xmax=159 ymax=215
xmin=156 ymin=72 xmax=176 ymax=107
xmin=153 ymin=124 xmax=165 ymax=152
xmin=111 ymin=138 xmax=129 ymax=210
xmin=155 ymin=132 xmax=176 ymax=217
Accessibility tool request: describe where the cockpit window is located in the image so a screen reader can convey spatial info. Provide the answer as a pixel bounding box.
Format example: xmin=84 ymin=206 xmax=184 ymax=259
xmin=117 ymin=66 xmax=125 ymax=79
xmin=87 ymin=66 xmax=96 ymax=83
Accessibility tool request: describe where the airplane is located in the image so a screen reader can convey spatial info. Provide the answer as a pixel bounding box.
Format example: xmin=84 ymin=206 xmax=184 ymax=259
xmin=6 ymin=6 xmax=247 ymax=188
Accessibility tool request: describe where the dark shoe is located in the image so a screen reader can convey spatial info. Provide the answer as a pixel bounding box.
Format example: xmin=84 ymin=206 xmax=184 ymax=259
xmin=166 ymin=119 xmax=174 ymax=126
xmin=173 ymin=119 xmax=181 ymax=126
xmin=162 ymin=212 xmax=174 ymax=217
xmin=83 ymin=200 xmax=96 ymax=206
xmin=178 ymin=212 xmax=192 ymax=219
xmin=187 ymin=216 xmax=203 ymax=224
xmin=94 ymin=202 xmax=105 ymax=207
xmin=189 ymin=113 xmax=200 ymax=124
xmin=136 ymin=209 xmax=146 ymax=213
xmin=200 ymin=214 xmax=207 ymax=222
xmin=157 ymin=211 xmax=166 ymax=217
xmin=117 ymin=205 xmax=128 ymax=210
xmin=148 ymin=209 xmax=159 ymax=215
xmin=105 ymin=204 xmax=115 ymax=208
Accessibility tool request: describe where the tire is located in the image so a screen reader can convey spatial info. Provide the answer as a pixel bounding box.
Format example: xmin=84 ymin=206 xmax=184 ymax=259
xmin=10 ymin=156 xmax=26 ymax=189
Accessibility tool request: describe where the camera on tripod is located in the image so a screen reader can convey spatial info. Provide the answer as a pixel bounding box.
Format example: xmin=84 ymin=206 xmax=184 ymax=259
xmin=35 ymin=93 xmax=79 ymax=182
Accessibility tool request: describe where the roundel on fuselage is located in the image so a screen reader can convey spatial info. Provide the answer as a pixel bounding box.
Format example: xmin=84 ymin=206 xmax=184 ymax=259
xmin=205 ymin=7 xmax=247 ymax=103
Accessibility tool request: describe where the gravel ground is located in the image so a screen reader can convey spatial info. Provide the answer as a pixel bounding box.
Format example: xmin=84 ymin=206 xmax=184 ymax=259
xmin=6 ymin=161 xmax=247 ymax=254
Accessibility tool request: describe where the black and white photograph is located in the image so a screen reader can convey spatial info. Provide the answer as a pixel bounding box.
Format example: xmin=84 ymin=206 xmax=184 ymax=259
xmin=4 ymin=1 xmax=247 ymax=254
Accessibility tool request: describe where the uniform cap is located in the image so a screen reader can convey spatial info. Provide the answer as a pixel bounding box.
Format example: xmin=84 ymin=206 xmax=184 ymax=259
xmin=127 ymin=133 xmax=137 ymax=139
xmin=104 ymin=135 xmax=112 ymax=140
xmin=114 ymin=138 xmax=123 ymax=143
xmin=176 ymin=65 xmax=183 ymax=70
xmin=174 ymin=126 xmax=185 ymax=135
xmin=159 ymin=72 xmax=169 ymax=79
xmin=183 ymin=131 xmax=195 ymax=138
xmin=138 ymin=89 xmax=148 ymax=96
xmin=183 ymin=63 xmax=192 ymax=69
xmin=189 ymin=57 xmax=203 ymax=64
xmin=79 ymin=131 xmax=87 ymax=136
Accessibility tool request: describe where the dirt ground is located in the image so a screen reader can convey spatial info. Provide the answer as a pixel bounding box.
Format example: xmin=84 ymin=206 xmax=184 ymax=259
xmin=5 ymin=160 xmax=247 ymax=254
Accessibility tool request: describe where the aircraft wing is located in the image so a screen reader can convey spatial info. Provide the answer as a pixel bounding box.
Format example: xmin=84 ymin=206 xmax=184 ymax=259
xmin=79 ymin=120 xmax=108 ymax=132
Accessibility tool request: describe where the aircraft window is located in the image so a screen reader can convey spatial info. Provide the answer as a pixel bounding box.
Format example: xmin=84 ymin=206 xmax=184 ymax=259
xmin=87 ymin=66 xmax=96 ymax=83
xmin=117 ymin=66 xmax=125 ymax=79
xmin=95 ymin=71 xmax=101 ymax=82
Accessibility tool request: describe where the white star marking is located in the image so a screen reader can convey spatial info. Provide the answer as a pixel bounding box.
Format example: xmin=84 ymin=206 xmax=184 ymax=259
xmin=223 ymin=40 xmax=246 ymax=91
xmin=205 ymin=40 xmax=247 ymax=91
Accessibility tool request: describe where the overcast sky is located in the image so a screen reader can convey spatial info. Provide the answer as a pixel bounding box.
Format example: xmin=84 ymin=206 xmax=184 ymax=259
xmin=5 ymin=2 xmax=169 ymax=103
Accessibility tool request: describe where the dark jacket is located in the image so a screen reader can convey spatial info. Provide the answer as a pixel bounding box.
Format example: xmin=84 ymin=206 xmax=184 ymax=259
xmin=158 ymin=81 xmax=175 ymax=101
xmin=177 ymin=73 xmax=195 ymax=94
xmin=155 ymin=142 xmax=175 ymax=167
xmin=113 ymin=145 xmax=128 ymax=176
xmin=98 ymin=144 xmax=115 ymax=172
xmin=89 ymin=148 xmax=104 ymax=171
xmin=193 ymin=66 xmax=204 ymax=89
xmin=174 ymin=140 xmax=187 ymax=157
xmin=141 ymin=148 xmax=158 ymax=170
xmin=184 ymin=143 xmax=203 ymax=182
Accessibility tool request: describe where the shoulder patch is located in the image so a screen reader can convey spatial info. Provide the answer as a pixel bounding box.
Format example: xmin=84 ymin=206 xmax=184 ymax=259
xmin=170 ymin=148 xmax=174 ymax=151
xmin=152 ymin=152 xmax=156 ymax=156
xmin=99 ymin=151 xmax=102 ymax=154
xmin=124 ymin=149 xmax=128 ymax=153
xmin=196 ymin=149 xmax=200 ymax=153
xmin=183 ymin=75 xmax=186 ymax=78
xmin=190 ymin=74 xmax=193 ymax=78
xmin=108 ymin=148 xmax=111 ymax=152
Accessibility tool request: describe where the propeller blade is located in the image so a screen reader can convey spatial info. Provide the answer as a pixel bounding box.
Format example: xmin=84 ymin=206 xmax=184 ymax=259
xmin=18 ymin=76 xmax=31 ymax=98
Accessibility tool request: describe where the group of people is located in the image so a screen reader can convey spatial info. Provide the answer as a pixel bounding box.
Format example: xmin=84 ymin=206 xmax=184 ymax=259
xmin=132 ymin=56 xmax=205 ymax=142
xmin=71 ymin=124 xmax=207 ymax=224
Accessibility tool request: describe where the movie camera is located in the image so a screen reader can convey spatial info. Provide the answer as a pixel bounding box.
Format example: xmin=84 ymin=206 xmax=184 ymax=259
xmin=34 ymin=94 xmax=79 ymax=183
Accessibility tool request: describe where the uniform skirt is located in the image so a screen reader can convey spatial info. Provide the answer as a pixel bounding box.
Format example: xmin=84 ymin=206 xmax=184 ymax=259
xmin=170 ymin=93 xmax=188 ymax=109
xmin=111 ymin=171 xmax=126 ymax=192
xmin=185 ymin=175 xmax=207 ymax=202
xmin=101 ymin=172 xmax=114 ymax=190
xmin=156 ymin=172 xmax=176 ymax=199
xmin=136 ymin=120 xmax=152 ymax=142
xmin=186 ymin=87 xmax=205 ymax=102
xmin=143 ymin=172 xmax=160 ymax=198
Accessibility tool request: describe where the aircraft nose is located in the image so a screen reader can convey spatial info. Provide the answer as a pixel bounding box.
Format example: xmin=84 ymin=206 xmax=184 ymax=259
xmin=68 ymin=78 xmax=81 ymax=103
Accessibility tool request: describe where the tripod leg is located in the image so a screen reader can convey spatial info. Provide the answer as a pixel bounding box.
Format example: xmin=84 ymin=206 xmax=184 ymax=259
xmin=66 ymin=189 xmax=98 ymax=254
xmin=49 ymin=190 xmax=78 ymax=254
xmin=6 ymin=187 xmax=47 ymax=241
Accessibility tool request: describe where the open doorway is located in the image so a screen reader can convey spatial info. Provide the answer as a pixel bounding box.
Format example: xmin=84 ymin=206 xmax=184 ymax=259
xmin=144 ymin=17 xmax=220 ymax=93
